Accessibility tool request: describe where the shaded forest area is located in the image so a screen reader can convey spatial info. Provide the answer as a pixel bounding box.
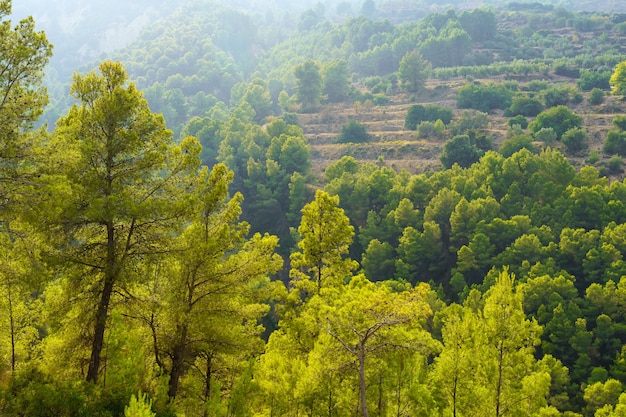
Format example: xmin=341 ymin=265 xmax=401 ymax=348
xmin=4 ymin=0 xmax=626 ymax=416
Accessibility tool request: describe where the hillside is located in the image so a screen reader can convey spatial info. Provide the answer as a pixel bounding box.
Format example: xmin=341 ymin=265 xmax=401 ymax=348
xmin=298 ymin=75 xmax=626 ymax=178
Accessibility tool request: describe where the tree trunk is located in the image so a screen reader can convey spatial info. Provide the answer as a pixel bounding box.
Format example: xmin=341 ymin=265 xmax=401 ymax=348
xmin=86 ymin=272 xmax=114 ymax=383
xmin=358 ymin=346 xmax=369 ymax=417
xmin=7 ymin=281 xmax=15 ymax=372
xmin=203 ymin=353 xmax=213 ymax=402
xmin=495 ymin=338 xmax=504 ymax=417
xmin=452 ymin=374 xmax=458 ymax=417
xmin=168 ymin=324 xmax=188 ymax=399
xmin=87 ymin=222 xmax=117 ymax=383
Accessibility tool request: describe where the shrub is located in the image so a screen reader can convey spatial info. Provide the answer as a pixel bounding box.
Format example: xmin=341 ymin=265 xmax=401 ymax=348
xmin=577 ymin=69 xmax=611 ymax=91
xmin=508 ymin=95 xmax=544 ymax=117
xmin=526 ymin=80 xmax=550 ymax=92
xmin=587 ymin=150 xmax=600 ymax=164
xmin=529 ymin=105 xmax=583 ymax=140
xmin=613 ymin=115 xmax=626 ymax=131
xmin=534 ymin=127 xmax=557 ymax=144
xmin=281 ymin=112 xmax=300 ymax=126
xmin=500 ymin=134 xmax=535 ymax=157
xmin=589 ymin=88 xmax=604 ymax=105
xmin=124 ymin=393 xmax=155 ymax=417
xmin=607 ymin=155 xmax=623 ymax=174
xmin=572 ymin=92 xmax=583 ymax=104
xmin=338 ymin=120 xmax=368 ymax=143
xmin=561 ymin=127 xmax=588 ymax=153
xmin=417 ymin=121 xmax=435 ymax=138
xmin=449 ymin=110 xmax=489 ymax=136
xmin=405 ymin=104 xmax=454 ymax=130
xmin=440 ymin=134 xmax=484 ymax=168
xmin=553 ymin=63 xmax=580 ymax=78
xmin=508 ymin=115 xmax=528 ymax=129
xmin=540 ymin=86 xmax=572 ymax=108
xmin=604 ymin=130 xmax=626 ymax=156
xmin=457 ymin=82 xmax=514 ymax=112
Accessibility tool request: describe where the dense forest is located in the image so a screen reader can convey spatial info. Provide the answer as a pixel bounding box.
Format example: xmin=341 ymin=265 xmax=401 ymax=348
xmin=4 ymin=0 xmax=626 ymax=415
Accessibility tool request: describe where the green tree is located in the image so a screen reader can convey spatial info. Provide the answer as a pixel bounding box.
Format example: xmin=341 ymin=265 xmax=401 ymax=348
xmin=500 ymin=134 xmax=535 ymax=158
xmin=124 ymin=393 xmax=155 ymax=417
xmin=457 ymin=82 xmax=514 ymax=112
xmin=482 ymin=270 xmax=548 ymax=416
xmin=398 ymin=49 xmax=431 ymax=93
xmin=323 ymin=59 xmax=351 ymax=103
xmin=609 ymin=61 xmax=626 ymax=97
xmin=604 ymin=131 xmax=626 ymax=157
xmin=0 ymin=224 xmax=43 ymax=375
xmin=362 ymin=239 xmax=396 ymax=280
xmin=459 ymin=8 xmax=497 ymax=41
xmin=405 ymin=104 xmax=454 ymax=130
xmin=338 ymin=119 xmax=369 ymax=143
xmin=529 ymin=105 xmax=583 ymax=140
xmin=561 ymin=127 xmax=589 ymax=154
xmin=590 ymin=88 xmax=605 ymax=105
xmin=508 ymin=96 xmax=544 ymax=117
xmin=431 ymin=303 xmax=484 ymax=416
xmin=433 ymin=270 xmax=550 ymax=416
xmin=48 ymin=61 xmax=201 ymax=383
xmin=0 ymin=2 xmax=53 ymax=372
xmin=290 ymin=190 xmax=358 ymax=295
xmin=323 ymin=275 xmax=438 ymax=417
xmin=508 ymin=115 xmax=529 ymax=129
xmin=441 ymin=134 xmax=484 ymax=168
xmin=242 ymin=79 xmax=273 ymax=123
xmin=147 ymin=164 xmax=283 ymax=401
xmin=0 ymin=0 xmax=52 ymax=213
xmin=295 ymin=59 xmax=323 ymax=112
xmin=584 ymin=379 xmax=623 ymax=416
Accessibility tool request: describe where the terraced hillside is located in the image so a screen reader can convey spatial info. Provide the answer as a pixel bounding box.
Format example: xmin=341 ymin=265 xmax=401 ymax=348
xmin=298 ymin=76 xmax=626 ymax=178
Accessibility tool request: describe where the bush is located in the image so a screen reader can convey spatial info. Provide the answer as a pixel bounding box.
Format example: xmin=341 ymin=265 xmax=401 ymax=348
xmin=405 ymin=104 xmax=454 ymax=130
xmin=500 ymin=134 xmax=535 ymax=157
xmin=553 ymin=63 xmax=580 ymax=78
xmin=529 ymin=105 xmax=583 ymax=140
xmin=589 ymin=88 xmax=604 ymax=105
xmin=457 ymin=82 xmax=514 ymax=112
xmin=587 ymin=150 xmax=600 ymax=164
xmin=613 ymin=115 xmax=626 ymax=131
xmin=440 ymin=134 xmax=484 ymax=168
xmin=124 ymin=393 xmax=155 ymax=417
xmin=449 ymin=110 xmax=489 ymax=136
xmin=338 ymin=120 xmax=368 ymax=143
xmin=540 ymin=86 xmax=572 ymax=108
xmin=561 ymin=127 xmax=588 ymax=154
xmin=607 ymin=155 xmax=623 ymax=174
xmin=507 ymin=95 xmax=544 ymax=117
xmin=507 ymin=115 xmax=528 ymax=129
xmin=281 ymin=112 xmax=300 ymax=126
xmin=526 ymin=80 xmax=550 ymax=92
xmin=534 ymin=127 xmax=557 ymax=144
xmin=577 ymin=69 xmax=611 ymax=91
xmin=604 ymin=130 xmax=626 ymax=156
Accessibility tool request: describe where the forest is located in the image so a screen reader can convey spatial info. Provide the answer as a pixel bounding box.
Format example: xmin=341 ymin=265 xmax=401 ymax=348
xmin=4 ymin=0 xmax=626 ymax=415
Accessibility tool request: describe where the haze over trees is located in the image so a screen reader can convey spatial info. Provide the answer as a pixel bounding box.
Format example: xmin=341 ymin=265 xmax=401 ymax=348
xmin=4 ymin=0 xmax=626 ymax=415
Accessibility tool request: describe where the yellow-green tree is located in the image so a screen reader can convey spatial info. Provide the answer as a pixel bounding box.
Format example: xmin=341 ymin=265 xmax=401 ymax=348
xmin=610 ymin=61 xmax=626 ymax=97
xmin=322 ymin=275 xmax=439 ymax=417
xmin=0 ymin=0 xmax=52 ymax=212
xmin=290 ymin=189 xmax=358 ymax=296
xmin=0 ymin=0 xmax=51 ymax=381
xmin=144 ymin=163 xmax=283 ymax=403
xmin=47 ymin=61 xmax=201 ymax=384
xmin=432 ymin=269 xmax=552 ymax=416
